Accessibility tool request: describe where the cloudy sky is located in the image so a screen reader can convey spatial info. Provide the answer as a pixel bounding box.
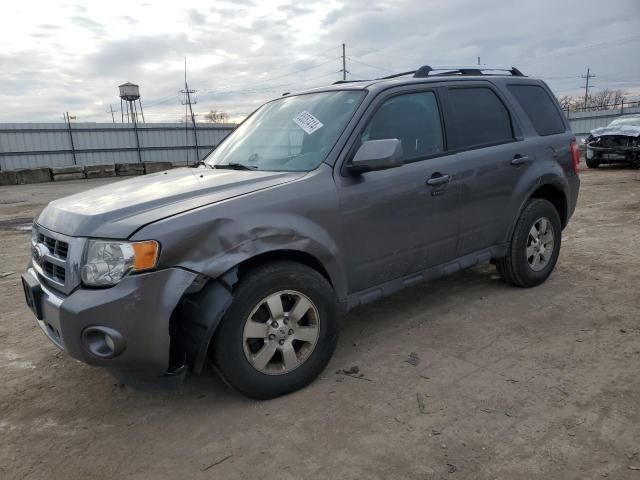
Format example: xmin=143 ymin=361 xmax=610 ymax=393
xmin=1 ymin=0 xmax=639 ymax=123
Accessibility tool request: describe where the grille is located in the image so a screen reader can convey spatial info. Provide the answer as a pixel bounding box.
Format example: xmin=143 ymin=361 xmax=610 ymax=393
xmin=37 ymin=233 xmax=69 ymax=260
xmin=32 ymin=226 xmax=73 ymax=291
xmin=43 ymin=262 xmax=66 ymax=283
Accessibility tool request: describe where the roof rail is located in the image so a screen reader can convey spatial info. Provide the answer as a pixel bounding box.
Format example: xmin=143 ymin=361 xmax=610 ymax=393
xmin=331 ymin=65 xmax=524 ymax=86
xmin=413 ymin=65 xmax=524 ymax=77
xmin=377 ymin=70 xmax=417 ymax=80
xmin=332 ymin=79 xmax=369 ymax=84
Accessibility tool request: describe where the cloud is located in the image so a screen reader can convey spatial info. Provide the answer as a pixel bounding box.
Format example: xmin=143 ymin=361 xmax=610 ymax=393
xmin=0 ymin=0 xmax=639 ymax=123
xmin=186 ymin=8 xmax=207 ymax=26
xmin=70 ymin=16 xmax=106 ymax=36
xmin=279 ymin=4 xmax=314 ymax=16
xmin=84 ymin=34 xmax=196 ymax=76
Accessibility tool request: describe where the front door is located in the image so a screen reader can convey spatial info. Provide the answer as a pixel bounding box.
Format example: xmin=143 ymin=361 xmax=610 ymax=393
xmin=335 ymin=89 xmax=463 ymax=293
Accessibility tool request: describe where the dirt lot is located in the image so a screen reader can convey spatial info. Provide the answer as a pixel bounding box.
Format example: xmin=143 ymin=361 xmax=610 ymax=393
xmin=0 ymin=167 xmax=639 ymax=480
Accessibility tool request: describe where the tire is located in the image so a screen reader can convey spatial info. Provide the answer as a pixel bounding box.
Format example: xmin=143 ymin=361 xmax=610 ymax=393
xmin=211 ymin=261 xmax=339 ymax=399
xmin=585 ymin=158 xmax=600 ymax=168
xmin=496 ymin=198 xmax=562 ymax=288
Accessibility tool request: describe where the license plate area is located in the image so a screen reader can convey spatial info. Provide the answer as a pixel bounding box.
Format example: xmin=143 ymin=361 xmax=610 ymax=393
xmin=22 ymin=272 xmax=43 ymax=320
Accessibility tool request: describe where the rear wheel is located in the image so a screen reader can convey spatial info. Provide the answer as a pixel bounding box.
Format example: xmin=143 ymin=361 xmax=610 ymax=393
xmin=497 ymin=199 xmax=561 ymax=287
xmin=211 ymin=261 xmax=339 ymax=399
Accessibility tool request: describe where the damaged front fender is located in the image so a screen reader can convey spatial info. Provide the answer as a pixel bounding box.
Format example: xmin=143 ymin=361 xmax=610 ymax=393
xmin=170 ymin=268 xmax=238 ymax=373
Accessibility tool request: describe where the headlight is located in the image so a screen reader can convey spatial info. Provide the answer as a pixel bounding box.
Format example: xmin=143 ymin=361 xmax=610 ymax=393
xmin=81 ymin=239 xmax=159 ymax=286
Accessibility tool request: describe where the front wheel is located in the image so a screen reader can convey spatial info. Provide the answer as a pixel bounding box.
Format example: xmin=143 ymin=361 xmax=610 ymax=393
xmin=497 ymin=198 xmax=562 ymax=288
xmin=585 ymin=158 xmax=600 ymax=168
xmin=211 ymin=261 xmax=339 ymax=399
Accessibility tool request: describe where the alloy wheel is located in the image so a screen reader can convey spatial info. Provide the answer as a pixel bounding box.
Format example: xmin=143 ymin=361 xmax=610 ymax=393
xmin=526 ymin=217 xmax=555 ymax=272
xmin=242 ymin=290 xmax=320 ymax=375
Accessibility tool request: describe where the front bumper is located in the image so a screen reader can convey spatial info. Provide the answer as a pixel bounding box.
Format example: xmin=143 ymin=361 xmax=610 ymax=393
xmin=586 ymin=145 xmax=640 ymax=162
xmin=23 ymin=265 xmax=198 ymax=377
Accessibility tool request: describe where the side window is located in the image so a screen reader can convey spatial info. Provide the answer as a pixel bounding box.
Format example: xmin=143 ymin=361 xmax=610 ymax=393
xmin=508 ymin=84 xmax=566 ymax=136
xmin=446 ymin=87 xmax=513 ymax=150
xmin=360 ymin=91 xmax=444 ymax=161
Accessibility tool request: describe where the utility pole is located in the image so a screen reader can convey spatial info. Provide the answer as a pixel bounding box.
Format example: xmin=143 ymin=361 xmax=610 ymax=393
xmin=108 ymin=104 xmax=116 ymax=123
xmin=581 ymin=67 xmax=595 ymax=111
xmin=340 ymin=43 xmax=349 ymax=81
xmin=180 ymin=57 xmax=199 ymax=164
xmin=64 ymin=112 xmax=77 ymax=165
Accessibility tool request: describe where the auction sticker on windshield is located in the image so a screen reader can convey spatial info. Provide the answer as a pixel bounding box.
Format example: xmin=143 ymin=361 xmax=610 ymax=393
xmin=293 ymin=111 xmax=324 ymax=135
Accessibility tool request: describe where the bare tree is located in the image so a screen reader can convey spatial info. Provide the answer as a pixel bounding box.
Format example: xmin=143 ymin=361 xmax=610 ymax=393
xmin=204 ymin=110 xmax=230 ymax=123
xmin=556 ymin=89 xmax=626 ymax=112
xmin=557 ymin=95 xmax=573 ymax=112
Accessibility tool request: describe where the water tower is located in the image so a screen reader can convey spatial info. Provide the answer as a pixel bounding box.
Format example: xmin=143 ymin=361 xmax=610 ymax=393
xmin=118 ymin=82 xmax=145 ymax=123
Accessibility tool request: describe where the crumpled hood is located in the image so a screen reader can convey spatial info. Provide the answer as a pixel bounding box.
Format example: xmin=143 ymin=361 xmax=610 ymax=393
xmin=37 ymin=167 xmax=304 ymax=238
xmin=589 ymin=125 xmax=640 ymax=138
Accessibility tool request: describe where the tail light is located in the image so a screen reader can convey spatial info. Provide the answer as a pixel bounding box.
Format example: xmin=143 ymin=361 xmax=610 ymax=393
xmin=570 ymin=140 xmax=580 ymax=174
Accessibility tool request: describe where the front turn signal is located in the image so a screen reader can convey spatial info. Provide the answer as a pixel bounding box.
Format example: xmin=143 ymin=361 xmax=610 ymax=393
xmin=131 ymin=240 xmax=160 ymax=271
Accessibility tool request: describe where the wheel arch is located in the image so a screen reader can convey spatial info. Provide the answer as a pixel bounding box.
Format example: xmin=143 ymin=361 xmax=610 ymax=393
xmin=236 ymin=250 xmax=333 ymax=288
xmin=170 ymin=248 xmax=342 ymax=374
xmin=529 ymin=183 xmax=568 ymax=228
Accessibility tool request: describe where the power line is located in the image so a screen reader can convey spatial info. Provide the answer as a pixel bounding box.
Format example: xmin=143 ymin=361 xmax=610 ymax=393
xmin=347 ymin=56 xmax=393 ymax=73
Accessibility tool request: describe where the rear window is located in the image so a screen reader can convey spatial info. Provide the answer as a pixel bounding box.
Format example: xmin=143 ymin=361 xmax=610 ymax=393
xmin=446 ymin=87 xmax=513 ymax=150
xmin=508 ymin=84 xmax=565 ymax=136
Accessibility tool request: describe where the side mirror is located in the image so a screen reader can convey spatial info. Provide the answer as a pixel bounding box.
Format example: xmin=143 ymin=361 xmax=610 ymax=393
xmin=348 ymin=139 xmax=404 ymax=174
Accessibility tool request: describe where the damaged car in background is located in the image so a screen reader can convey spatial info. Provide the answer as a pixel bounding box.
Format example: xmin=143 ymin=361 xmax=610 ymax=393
xmin=584 ymin=115 xmax=640 ymax=168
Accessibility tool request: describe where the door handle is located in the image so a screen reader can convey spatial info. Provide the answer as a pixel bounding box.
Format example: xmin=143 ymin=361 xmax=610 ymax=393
xmin=511 ymin=154 xmax=529 ymax=166
xmin=426 ymin=173 xmax=451 ymax=186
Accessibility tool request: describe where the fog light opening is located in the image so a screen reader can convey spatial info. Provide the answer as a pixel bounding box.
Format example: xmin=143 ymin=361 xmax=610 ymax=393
xmin=82 ymin=326 xmax=125 ymax=359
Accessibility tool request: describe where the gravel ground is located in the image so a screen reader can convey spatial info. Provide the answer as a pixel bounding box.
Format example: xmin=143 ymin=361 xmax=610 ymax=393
xmin=0 ymin=168 xmax=639 ymax=480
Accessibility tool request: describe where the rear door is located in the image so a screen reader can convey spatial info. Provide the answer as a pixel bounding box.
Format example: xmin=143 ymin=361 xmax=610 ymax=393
xmin=440 ymin=83 xmax=533 ymax=255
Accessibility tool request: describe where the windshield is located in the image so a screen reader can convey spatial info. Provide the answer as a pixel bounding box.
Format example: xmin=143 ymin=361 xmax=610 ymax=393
xmin=205 ymin=90 xmax=365 ymax=171
xmin=609 ymin=116 xmax=640 ymax=127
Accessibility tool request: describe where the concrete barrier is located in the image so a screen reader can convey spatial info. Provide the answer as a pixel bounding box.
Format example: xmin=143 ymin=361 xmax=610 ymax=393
xmin=115 ymin=163 xmax=144 ymax=176
xmin=52 ymin=166 xmax=86 ymax=182
xmin=85 ymin=164 xmax=116 ymax=179
xmin=53 ymin=173 xmax=87 ymax=181
xmin=1 ymin=161 xmax=179 ymax=186
xmin=144 ymin=162 xmax=173 ymax=174
xmin=171 ymin=161 xmax=191 ymax=168
xmin=15 ymin=167 xmax=51 ymax=184
xmin=0 ymin=170 xmax=18 ymax=186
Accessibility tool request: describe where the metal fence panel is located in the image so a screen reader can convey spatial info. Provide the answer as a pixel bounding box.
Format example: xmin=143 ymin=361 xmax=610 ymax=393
xmin=0 ymin=122 xmax=234 ymax=171
xmin=567 ymin=106 xmax=640 ymax=139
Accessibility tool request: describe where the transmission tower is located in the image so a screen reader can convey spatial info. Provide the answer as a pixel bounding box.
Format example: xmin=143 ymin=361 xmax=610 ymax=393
xmin=180 ymin=58 xmax=199 ymax=164
xmin=340 ymin=43 xmax=350 ymax=81
xmin=581 ymin=68 xmax=596 ymax=111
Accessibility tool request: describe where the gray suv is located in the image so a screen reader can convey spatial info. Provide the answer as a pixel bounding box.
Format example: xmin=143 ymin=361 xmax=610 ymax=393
xmin=22 ymin=65 xmax=580 ymax=399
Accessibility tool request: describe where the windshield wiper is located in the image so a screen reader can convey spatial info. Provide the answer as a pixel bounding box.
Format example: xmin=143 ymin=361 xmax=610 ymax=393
xmin=213 ymin=162 xmax=258 ymax=171
xmin=193 ymin=160 xmax=214 ymax=169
